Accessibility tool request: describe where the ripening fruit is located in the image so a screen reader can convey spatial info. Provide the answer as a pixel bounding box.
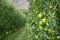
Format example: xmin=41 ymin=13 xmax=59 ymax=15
xmin=35 ymin=36 xmax=38 ymax=39
xmin=5 ymin=32 xmax=9 ymax=35
xmin=52 ymin=30 xmax=55 ymax=33
xmin=33 ymin=0 xmax=36 ymax=2
xmin=44 ymin=27 xmax=48 ymax=31
xmin=39 ymin=21 xmax=43 ymax=25
xmin=48 ymin=29 xmax=53 ymax=33
xmin=39 ymin=26 xmax=43 ymax=30
xmin=52 ymin=37 xmax=54 ymax=40
xmin=30 ymin=17 xmax=32 ymax=20
xmin=29 ymin=36 xmax=30 ymax=38
xmin=36 ymin=11 xmax=38 ymax=13
xmin=36 ymin=29 xmax=39 ymax=31
xmin=33 ymin=3 xmax=35 ymax=5
xmin=38 ymin=13 xmax=43 ymax=18
xmin=57 ymin=36 xmax=60 ymax=39
xmin=42 ymin=18 xmax=46 ymax=23
xmin=49 ymin=5 xmax=53 ymax=9
xmin=48 ymin=37 xmax=51 ymax=40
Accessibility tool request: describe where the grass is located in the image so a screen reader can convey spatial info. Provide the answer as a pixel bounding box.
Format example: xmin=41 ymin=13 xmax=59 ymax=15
xmin=4 ymin=26 xmax=30 ymax=40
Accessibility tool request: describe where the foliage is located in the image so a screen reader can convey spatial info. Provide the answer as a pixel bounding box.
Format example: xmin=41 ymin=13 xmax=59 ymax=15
xmin=26 ymin=0 xmax=60 ymax=40
xmin=0 ymin=0 xmax=26 ymax=40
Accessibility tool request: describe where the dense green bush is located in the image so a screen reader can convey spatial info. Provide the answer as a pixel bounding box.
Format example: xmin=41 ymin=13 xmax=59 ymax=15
xmin=0 ymin=0 xmax=26 ymax=40
xmin=26 ymin=0 xmax=60 ymax=40
xmin=56 ymin=4 xmax=60 ymax=38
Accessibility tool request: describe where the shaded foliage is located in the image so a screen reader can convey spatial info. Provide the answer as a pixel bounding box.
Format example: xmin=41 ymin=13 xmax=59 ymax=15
xmin=0 ymin=0 xmax=26 ymax=40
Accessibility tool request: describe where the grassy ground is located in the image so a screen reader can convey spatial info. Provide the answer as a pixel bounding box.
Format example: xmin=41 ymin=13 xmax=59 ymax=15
xmin=4 ymin=26 xmax=30 ymax=40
